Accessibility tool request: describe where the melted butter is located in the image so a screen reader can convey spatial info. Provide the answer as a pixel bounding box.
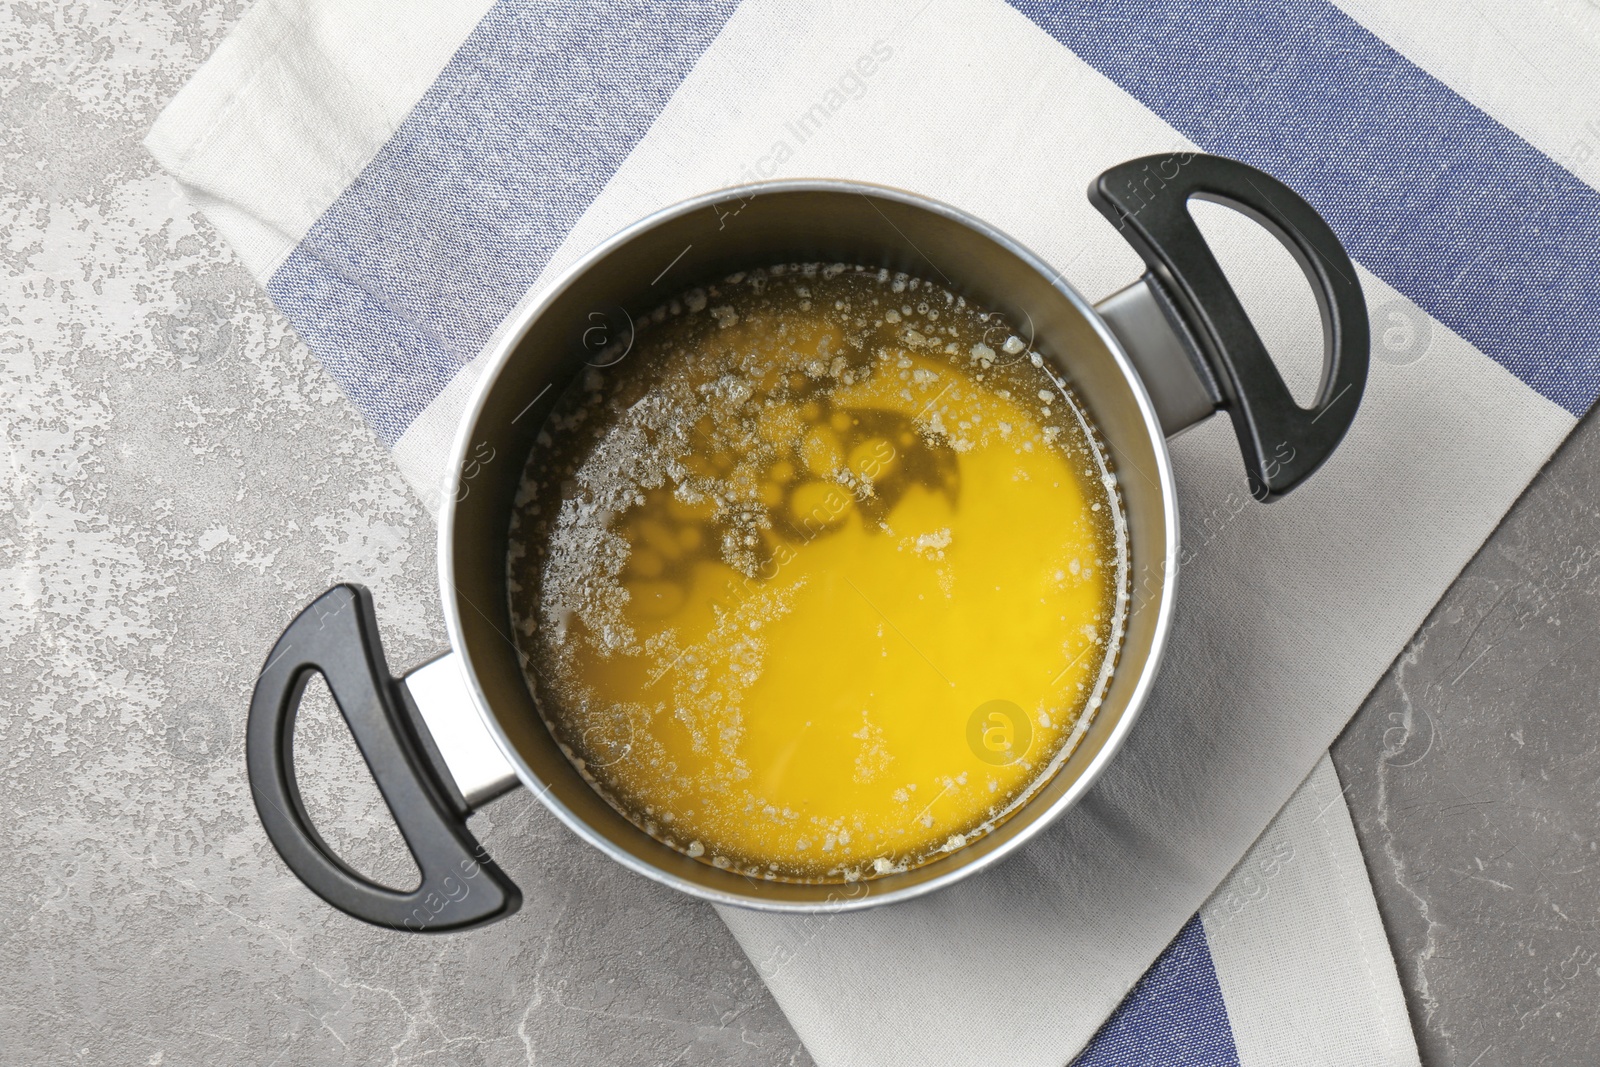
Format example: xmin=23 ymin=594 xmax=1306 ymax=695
xmin=508 ymin=264 xmax=1127 ymax=881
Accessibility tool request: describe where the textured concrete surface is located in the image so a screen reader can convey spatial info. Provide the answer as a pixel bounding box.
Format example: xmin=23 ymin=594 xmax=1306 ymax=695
xmin=1 ymin=4 xmax=807 ymax=1064
xmin=6 ymin=2 xmax=1599 ymax=1066
xmin=1332 ymin=404 xmax=1600 ymax=1067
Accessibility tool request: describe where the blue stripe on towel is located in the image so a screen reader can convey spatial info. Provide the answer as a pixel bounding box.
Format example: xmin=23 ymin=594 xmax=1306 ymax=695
xmin=1013 ymin=0 xmax=1600 ymax=417
xmin=1073 ymin=915 xmax=1241 ymax=1067
xmin=265 ymin=0 xmax=739 ymax=444
xmin=268 ymin=0 xmax=1600 ymax=439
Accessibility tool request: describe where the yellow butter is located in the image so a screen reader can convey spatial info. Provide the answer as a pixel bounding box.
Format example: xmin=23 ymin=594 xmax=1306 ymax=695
xmin=509 ymin=264 xmax=1126 ymax=882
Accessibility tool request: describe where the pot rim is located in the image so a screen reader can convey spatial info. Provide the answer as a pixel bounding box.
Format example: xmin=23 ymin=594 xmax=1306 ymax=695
xmin=438 ymin=178 xmax=1181 ymax=912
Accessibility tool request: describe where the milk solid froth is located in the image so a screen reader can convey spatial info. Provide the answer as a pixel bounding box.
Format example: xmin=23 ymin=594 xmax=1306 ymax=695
xmin=507 ymin=263 xmax=1128 ymax=883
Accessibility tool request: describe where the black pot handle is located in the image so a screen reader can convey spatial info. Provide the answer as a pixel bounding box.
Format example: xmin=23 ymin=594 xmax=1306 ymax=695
xmin=1089 ymin=154 xmax=1370 ymax=499
xmin=246 ymin=584 xmax=521 ymax=931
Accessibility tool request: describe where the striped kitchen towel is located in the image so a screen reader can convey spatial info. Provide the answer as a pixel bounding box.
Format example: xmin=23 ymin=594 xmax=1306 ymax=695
xmin=148 ymin=0 xmax=1600 ymax=1063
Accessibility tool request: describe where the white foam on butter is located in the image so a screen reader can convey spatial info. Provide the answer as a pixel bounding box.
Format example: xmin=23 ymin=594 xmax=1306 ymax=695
xmin=507 ymin=264 xmax=1131 ymax=882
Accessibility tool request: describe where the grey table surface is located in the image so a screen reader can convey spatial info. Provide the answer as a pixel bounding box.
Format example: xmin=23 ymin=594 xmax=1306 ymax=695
xmin=3 ymin=3 xmax=1596 ymax=1065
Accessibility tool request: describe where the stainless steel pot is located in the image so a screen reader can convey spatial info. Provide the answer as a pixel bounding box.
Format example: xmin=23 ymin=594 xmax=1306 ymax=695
xmin=247 ymin=154 xmax=1368 ymax=930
